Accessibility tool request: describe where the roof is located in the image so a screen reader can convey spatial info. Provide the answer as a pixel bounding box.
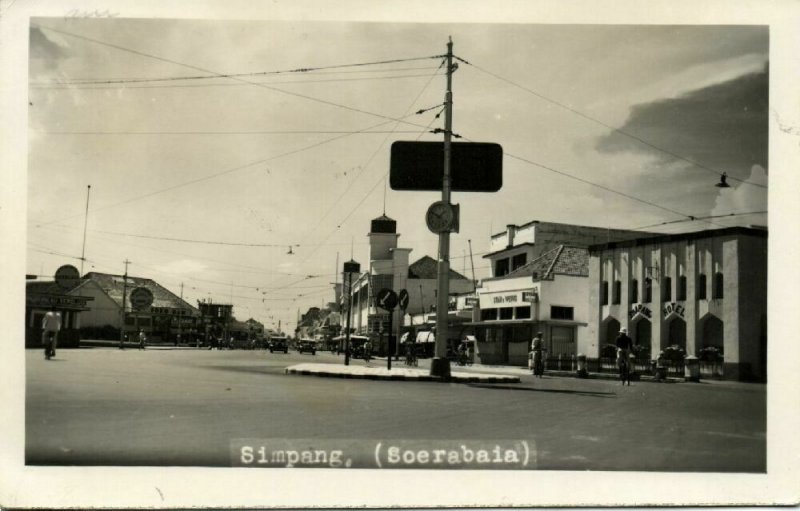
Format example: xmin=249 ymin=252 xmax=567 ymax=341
xmin=482 ymin=242 xmax=536 ymax=259
xmin=408 ymin=255 xmax=469 ymax=280
xmin=79 ymin=272 xmax=200 ymax=313
xmin=485 ymin=245 xmax=588 ymax=281
xmin=588 ymin=226 xmax=768 ymax=253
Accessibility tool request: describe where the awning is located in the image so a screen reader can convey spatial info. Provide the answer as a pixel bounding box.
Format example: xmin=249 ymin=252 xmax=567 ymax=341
xmin=416 ymin=331 xmax=435 ymax=344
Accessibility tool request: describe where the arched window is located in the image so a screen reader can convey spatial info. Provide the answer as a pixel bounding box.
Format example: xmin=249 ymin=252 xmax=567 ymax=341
xmin=630 ymin=279 xmax=639 ymax=303
xmin=644 ymin=277 xmax=652 ymax=303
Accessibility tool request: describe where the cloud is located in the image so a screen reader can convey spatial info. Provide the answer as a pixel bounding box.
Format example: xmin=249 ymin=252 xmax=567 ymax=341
xmin=29 ymin=26 xmax=69 ymax=73
xmin=596 ymin=66 xmax=768 ymax=184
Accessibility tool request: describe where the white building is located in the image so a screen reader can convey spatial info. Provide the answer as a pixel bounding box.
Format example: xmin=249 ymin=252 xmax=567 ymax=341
xmin=472 ymin=221 xmax=651 ymax=365
xmin=587 ymin=226 xmax=767 ymax=381
xmin=341 ymin=214 xmax=473 ymax=354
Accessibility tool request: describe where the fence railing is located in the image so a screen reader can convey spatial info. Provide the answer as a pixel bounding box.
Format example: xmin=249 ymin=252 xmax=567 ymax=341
xmin=532 ymin=354 xmax=725 ymax=379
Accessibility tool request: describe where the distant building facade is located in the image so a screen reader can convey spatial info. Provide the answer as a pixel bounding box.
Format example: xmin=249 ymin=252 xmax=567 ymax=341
xmin=342 ymin=214 xmax=473 ymax=354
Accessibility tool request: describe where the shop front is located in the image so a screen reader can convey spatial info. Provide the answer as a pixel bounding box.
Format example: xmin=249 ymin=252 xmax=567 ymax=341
xmin=26 ymin=282 xmax=94 ymax=348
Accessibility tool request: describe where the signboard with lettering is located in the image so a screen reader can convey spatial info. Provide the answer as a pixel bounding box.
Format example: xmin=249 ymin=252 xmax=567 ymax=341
xmin=479 ymin=288 xmax=538 ymax=309
xmin=26 ymin=294 xmax=93 ymax=309
xmin=55 ymin=265 xmax=81 ymax=290
xmin=629 ymin=304 xmax=653 ymax=320
xmin=663 ymin=302 xmax=685 ymax=320
xmin=130 ymin=287 xmax=154 ymax=310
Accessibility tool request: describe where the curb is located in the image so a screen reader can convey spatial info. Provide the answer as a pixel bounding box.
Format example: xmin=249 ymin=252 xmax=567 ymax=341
xmin=284 ymin=367 xmax=519 ymax=384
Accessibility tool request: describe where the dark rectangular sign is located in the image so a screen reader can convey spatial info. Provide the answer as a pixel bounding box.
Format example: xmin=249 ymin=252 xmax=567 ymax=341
xmin=390 ymin=141 xmax=503 ymax=192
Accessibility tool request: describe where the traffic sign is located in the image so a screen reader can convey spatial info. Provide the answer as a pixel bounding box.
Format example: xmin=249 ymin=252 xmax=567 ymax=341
xmin=54 ymin=264 xmax=81 ymax=290
xmin=389 ymin=141 xmax=503 ymax=192
xmin=130 ymin=287 xmax=154 ymax=310
xmin=398 ymin=289 xmax=410 ymax=310
xmin=376 ymin=288 xmax=398 ymax=311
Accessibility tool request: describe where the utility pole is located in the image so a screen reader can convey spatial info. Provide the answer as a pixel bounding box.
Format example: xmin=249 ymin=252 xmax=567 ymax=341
xmin=80 ymin=185 xmax=91 ymax=275
xmin=431 ymin=37 xmax=455 ymax=379
xmin=119 ymin=259 xmax=130 ymax=349
xmin=178 ymin=282 xmax=184 ymax=344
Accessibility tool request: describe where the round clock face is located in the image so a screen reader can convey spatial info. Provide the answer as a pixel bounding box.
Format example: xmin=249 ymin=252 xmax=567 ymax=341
xmin=426 ymin=201 xmax=455 ymax=233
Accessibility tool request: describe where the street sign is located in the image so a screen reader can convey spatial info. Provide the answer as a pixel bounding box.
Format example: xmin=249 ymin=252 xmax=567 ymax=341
xmin=376 ymin=288 xmax=398 ymax=311
xmin=54 ymin=264 xmax=81 ymax=290
xmin=130 ymin=287 xmax=154 ymax=310
xmin=398 ymin=289 xmax=410 ymax=310
xmin=389 ymin=141 xmax=503 ymax=192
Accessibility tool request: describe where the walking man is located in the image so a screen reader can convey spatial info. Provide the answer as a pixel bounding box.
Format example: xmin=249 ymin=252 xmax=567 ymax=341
xmin=41 ymin=307 xmax=62 ymax=360
xmin=530 ymin=332 xmax=545 ymax=377
xmin=138 ymin=329 xmax=147 ymax=350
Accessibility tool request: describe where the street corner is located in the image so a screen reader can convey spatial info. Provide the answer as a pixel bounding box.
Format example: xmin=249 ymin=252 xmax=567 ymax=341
xmin=285 ymin=363 xmax=520 ymax=383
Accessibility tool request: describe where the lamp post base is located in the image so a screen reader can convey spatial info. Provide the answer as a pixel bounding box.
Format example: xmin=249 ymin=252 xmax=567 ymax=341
xmin=430 ymin=357 xmax=451 ymax=380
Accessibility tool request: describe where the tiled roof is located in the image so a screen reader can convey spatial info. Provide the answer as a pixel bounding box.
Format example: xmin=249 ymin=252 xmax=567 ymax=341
xmin=80 ymin=272 xmax=200 ymax=313
xmin=488 ymin=245 xmax=588 ymax=281
xmin=408 ymin=255 xmax=468 ymax=280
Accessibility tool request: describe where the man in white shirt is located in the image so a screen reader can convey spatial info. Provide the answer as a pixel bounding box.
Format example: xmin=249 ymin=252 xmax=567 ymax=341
xmin=41 ymin=308 xmax=62 ymax=359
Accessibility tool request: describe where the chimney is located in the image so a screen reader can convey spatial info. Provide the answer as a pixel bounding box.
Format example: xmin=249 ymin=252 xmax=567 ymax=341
xmin=506 ymin=224 xmax=516 ymax=248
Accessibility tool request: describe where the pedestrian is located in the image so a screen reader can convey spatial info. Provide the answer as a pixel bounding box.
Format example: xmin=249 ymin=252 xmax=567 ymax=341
xmin=138 ymin=329 xmax=147 ymax=350
xmin=530 ymin=332 xmax=545 ymax=377
xmin=615 ymin=327 xmax=634 ymax=385
xmin=41 ymin=307 xmax=62 ymax=359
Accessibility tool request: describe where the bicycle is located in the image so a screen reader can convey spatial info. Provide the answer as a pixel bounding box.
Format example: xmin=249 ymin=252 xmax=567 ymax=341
xmin=617 ymin=348 xmax=632 ymax=386
xmin=43 ymin=331 xmax=57 ymax=360
xmin=456 ymin=351 xmax=472 ymax=366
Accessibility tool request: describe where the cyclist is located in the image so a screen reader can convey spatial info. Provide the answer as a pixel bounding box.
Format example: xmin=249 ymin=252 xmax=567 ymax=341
xmin=405 ymin=343 xmax=417 ymax=366
xmin=41 ymin=308 xmax=61 ymax=360
xmin=615 ymin=327 xmax=633 ymax=385
xmin=457 ymin=342 xmax=468 ymax=366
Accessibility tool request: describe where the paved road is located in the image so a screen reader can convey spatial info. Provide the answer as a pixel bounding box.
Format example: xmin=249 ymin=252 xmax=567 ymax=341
xmin=26 ymin=347 xmax=765 ymax=471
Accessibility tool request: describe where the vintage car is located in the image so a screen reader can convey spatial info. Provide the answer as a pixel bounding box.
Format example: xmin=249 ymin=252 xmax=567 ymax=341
xmin=269 ymin=336 xmax=289 ymax=353
xmin=297 ymin=339 xmax=317 ymax=355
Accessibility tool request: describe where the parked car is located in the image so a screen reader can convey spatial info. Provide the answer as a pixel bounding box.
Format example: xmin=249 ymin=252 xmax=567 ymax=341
xmin=269 ymin=336 xmax=289 ymax=353
xmin=297 ymin=339 xmax=316 ymax=355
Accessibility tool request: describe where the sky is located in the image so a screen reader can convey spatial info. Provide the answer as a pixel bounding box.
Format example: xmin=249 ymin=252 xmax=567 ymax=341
xmin=23 ymin=18 xmax=770 ymax=333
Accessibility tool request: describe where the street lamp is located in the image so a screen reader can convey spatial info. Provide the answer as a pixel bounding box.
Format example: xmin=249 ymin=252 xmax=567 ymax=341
xmin=343 ymin=260 xmax=360 ymax=366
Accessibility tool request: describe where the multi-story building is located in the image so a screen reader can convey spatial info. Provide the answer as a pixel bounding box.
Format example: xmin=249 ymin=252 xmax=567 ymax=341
xmin=586 ymin=226 xmax=767 ymax=381
xmin=471 ymin=221 xmax=653 ymax=365
xmin=341 ymin=214 xmax=473 ymax=354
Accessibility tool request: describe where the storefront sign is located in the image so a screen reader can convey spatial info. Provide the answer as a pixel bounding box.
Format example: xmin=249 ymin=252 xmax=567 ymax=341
xmin=27 ymin=294 xmax=91 ymax=309
xmin=629 ymin=304 xmax=652 ymax=319
xmin=480 ymin=289 xmax=538 ymax=309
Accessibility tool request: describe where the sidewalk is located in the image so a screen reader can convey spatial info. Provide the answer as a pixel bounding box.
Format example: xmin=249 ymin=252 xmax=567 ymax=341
xmin=285 ymin=363 xmax=520 ymax=383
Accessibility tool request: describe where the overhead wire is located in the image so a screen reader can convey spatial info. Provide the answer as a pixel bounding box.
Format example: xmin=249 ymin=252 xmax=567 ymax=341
xmin=32 ymin=71 xmax=447 ymax=90
xmin=456 ymin=55 xmax=768 ymax=190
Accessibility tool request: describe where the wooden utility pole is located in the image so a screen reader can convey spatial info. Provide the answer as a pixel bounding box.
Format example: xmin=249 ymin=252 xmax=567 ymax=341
xmin=431 ymin=37 xmax=455 ymax=379
xmin=80 ymin=185 xmax=91 ymax=275
xmin=119 ymin=259 xmax=130 ymax=349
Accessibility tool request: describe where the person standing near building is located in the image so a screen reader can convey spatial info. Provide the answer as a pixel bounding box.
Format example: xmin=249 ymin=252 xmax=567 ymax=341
xmin=41 ymin=308 xmax=62 ymax=360
xmin=138 ymin=329 xmax=147 ymax=350
xmin=530 ymin=332 xmax=545 ymax=377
